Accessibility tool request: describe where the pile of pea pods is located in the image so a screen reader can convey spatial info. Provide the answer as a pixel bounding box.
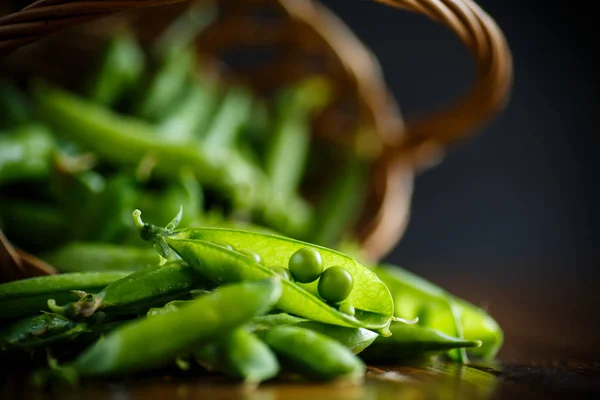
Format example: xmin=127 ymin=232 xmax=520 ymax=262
xmin=0 ymin=2 xmax=503 ymax=387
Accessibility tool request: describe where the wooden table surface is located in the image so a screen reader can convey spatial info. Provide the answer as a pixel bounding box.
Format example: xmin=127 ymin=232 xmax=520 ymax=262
xmin=2 ymin=272 xmax=599 ymax=399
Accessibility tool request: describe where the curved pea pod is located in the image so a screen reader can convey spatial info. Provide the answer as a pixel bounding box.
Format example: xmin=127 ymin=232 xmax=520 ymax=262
xmin=359 ymin=323 xmax=482 ymax=365
xmin=159 ymin=227 xmax=395 ymax=333
xmin=373 ymin=264 xmax=503 ymax=361
xmin=0 ymin=313 xmax=87 ymax=350
xmin=257 ymin=325 xmax=364 ymax=382
xmin=202 ymin=86 xmax=253 ymax=150
xmin=194 ymin=328 xmax=279 ymax=384
xmin=264 ymin=76 xmax=331 ymax=199
xmin=32 ymin=279 xmax=282 ymax=382
xmin=250 ymin=314 xmax=377 ymax=355
xmin=48 ymin=261 xmax=209 ymax=319
xmin=0 ymin=271 xmax=132 ymax=319
xmin=42 ymin=242 xmax=161 ymax=273
xmin=0 ymin=125 xmax=55 ymax=186
xmin=135 ymin=49 xmax=195 ymax=122
xmin=294 ymin=322 xmax=378 ymax=355
xmin=158 ymin=84 xmax=217 ymax=143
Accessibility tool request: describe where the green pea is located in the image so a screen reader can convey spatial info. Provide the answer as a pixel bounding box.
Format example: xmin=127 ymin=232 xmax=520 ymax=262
xmin=270 ymin=266 xmax=292 ymax=281
xmin=339 ymin=304 xmax=356 ymax=316
xmin=318 ymin=266 xmax=353 ymax=303
xmin=288 ymin=247 xmax=323 ymax=283
xmin=238 ymin=249 xmax=263 ymax=265
xmin=212 ymin=241 xmax=235 ymax=251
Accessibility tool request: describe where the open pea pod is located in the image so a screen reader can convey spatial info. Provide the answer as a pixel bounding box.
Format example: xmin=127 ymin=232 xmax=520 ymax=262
xmin=136 ymin=218 xmax=395 ymax=333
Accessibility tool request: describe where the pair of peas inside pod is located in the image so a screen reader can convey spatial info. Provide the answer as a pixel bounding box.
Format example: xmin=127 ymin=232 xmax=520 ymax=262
xmin=214 ymin=242 xmax=354 ymax=307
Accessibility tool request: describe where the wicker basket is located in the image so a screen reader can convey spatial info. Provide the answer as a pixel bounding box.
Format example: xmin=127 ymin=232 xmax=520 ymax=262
xmin=0 ymin=0 xmax=512 ymax=281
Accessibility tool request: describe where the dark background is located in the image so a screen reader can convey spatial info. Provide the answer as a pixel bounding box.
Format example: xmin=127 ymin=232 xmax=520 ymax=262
xmin=322 ymin=0 xmax=600 ymax=358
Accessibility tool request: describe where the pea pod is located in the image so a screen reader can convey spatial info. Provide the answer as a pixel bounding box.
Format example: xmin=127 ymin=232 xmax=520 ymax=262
xmin=0 ymin=271 xmax=132 ymax=319
xmin=135 ymin=49 xmax=195 ymax=122
xmin=202 ymin=86 xmax=253 ymax=150
xmin=194 ymin=328 xmax=279 ymax=384
xmin=158 ymin=84 xmax=216 ymax=143
xmin=152 ymin=225 xmax=395 ymax=333
xmin=249 ymin=313 xmax=377 ymax=355
xmin=0 ymin=125 xmax=55 ymax=186
xmin=373 ymin=264 xmax=503 ymax=361
xmin=41 ymin=242 xmax=161 ymax=273
xmin=33 ymin=82 xmax=310 ymax=237
xmin=359 ymin=323 xmax=482 ymax=365
xmin=48 ymin=261 xmax=209 ymax=319
xmin=86 ymin=31 xmax=144 ymax=107
xmin=32 ymin=279 xmax=282 ymax=382
xmin=0 ymin=313 xmax=87 ymax=350
xmin=257 ymin=325 xmax=364 ymax=381
xmin=265 ymin=76 xmax=330 ymax=198
xmin=293 ymin=322 xmax=378 ymax=355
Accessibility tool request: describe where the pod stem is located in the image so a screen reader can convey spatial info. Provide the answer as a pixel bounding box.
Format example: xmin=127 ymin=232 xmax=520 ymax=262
xmin=133 ymin=207 xmax=183 ymax=259
xmin=47 ymin=292 xmax=103 ymax=319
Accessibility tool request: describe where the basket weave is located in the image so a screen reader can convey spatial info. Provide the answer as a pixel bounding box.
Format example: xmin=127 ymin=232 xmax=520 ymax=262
xmin=0 ymin=0 xmax=512 ymax=281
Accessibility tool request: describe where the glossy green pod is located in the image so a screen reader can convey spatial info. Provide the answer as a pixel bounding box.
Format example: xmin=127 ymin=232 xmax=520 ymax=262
xmin=0 ymin=271 xmax=132 ymax=319
xmin=158 ymin=84 xmax=217 ymax=143
xmin=135 ymin=49 xmax=195 ymax=122
xmin=86 ymin=31 xmax=145 ymax=107
xmin=250 ymin=313 xmax=377 ymax=354
xmin=359 ymin=323 xmax=482 ymax=364
xmin=257 ymin=325 xmax=365 ymax=381
xmin=48 ymin=261 xmax=208 ymax=318
xmin=195 ymin=328 xmax=279 ymax=383
xmin=158 ymin=226 xmax=394 ymax=332
xmin=32 ymin=279 xmax=282 ymax=382
xmin=42 ymin=242 xmax=161 ymax=273
xmin=202 ymin=86 xmax=253 ymax=150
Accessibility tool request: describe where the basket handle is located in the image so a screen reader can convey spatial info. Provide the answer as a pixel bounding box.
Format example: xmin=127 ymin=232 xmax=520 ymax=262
xmin=374 ymin=0 xmax=513 ymax=165
xmin=358 ymin=0 xmax=512 ymax=261
xmin=0 ymin=0 xmax=185 ymax=54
